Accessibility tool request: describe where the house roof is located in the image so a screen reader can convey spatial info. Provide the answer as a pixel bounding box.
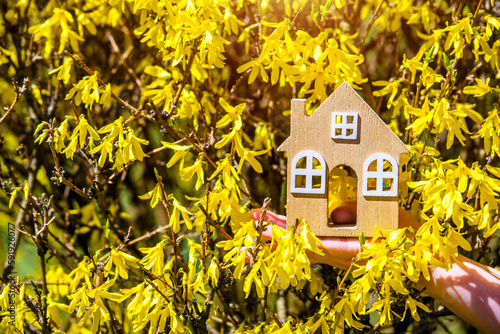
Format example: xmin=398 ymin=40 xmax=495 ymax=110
xmin=277 ymin=82 xmax=410 ymax=159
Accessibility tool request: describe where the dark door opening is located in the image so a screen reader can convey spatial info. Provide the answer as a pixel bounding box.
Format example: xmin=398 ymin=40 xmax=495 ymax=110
xmin=327 ymin=165 xmax=357 ymax=227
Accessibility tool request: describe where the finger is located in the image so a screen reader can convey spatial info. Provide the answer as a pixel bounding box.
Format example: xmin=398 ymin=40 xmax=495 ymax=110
xmin=331 ymin=201 xmax=421 ymax=230
xmin=318 ymin=237 xmax=361 ymax=254
xmin=309 ymin=235 xmax=367 ymax=270
xmin=261 ymin=224 xmax=273 ymax=241
xmin=330 ymin=201 xmax=357 ymax=225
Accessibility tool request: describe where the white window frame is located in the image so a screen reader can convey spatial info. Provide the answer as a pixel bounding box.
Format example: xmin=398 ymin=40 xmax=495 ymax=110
xmin=363 ymin=153 xmax=398 ymax=197
xmin=291 ymin=150 xmax=326 ymax=194
xmin=331 ymin=112 xmax=358 ymax=140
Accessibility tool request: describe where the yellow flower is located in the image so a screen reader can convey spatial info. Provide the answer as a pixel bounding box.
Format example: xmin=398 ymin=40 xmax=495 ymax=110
xmin=49 ymin=56 xmax=74 ymax=84
xmin=161 ymin=141 xmax=192 ymax=168
xmin=216 ymin=98 xmax=245 ymax=129
xmin=463 ymin=77 xmax=492 ymax=97
xmin=208 ymin=155 xmax=239 ymax=189
xmin=105 ymin=248 xmax=140 ymax=280
xmin=70 ymin=114 xmax=101 ymax=149
xmin=90 ymin=139 xmax=114 ymax=167
xmin=139 ymin=239 xmax=167 ymax=277
xmin=179 ymin=154 xmax=205 ymax=190
xmin=403 ymin=296 xmax=431 ymax=321
xmin=138 ymin=182 xmax=163 ymax=208
xmin=169 ymin=197 xmax=193 ymax=233
xmin=122 ymin=128 xmax=149 ymax=162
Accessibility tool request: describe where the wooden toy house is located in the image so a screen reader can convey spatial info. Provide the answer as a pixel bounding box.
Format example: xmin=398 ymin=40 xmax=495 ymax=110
xmin=278 ymin=82 xmax=409 ymax=237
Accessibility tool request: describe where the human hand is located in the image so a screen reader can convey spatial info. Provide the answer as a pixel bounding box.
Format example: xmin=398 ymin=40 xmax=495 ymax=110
xmin=250 ymin=201 xmax=420 ymax=270
xmin=251 ymin=203 xmax=500 ymax=333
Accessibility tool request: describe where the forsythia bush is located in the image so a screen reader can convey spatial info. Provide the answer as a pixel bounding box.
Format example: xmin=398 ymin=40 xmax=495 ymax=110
xmin=1 ymin=0 xmax=500 ymax=333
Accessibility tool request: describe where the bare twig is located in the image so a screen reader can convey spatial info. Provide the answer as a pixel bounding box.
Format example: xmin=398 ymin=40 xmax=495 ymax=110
xmin=358 ymin=0 xmax=387 ymax=56
xmin=215 ymin=290 xmax=239 ymax=326
xmin=332 ymin=259 xmax=356 ymax=307
xmin=155 ymin=175 xmax=179 ymax=275
xmin=31 ymin=282 xmax=50 ymax=334
xmin=198 ymin=203 xmax=233 ymax=240
xmin=0 ymin=78 xmax=29 ymax=127
xmin=250 ymin=198 xmax=271 ymax=266
xmin=106 ymin=31 xmax=142 ymax=88
xmin=473 ymin=0 xmax=484 ymax=20
xmin=177 ymin=128 xmax=218 ymax=168
xmin=269 ymin=311 xmax=283 ymax=328
xmin=117 ymin=226 xmax=133 ymax=250
xmin=47 ymin=132 xmax=91 ymax=199
xmin=145 ymin=278 xmax=171 ymax=303
xmin=124 ymin=224 xmax=171 ymax=246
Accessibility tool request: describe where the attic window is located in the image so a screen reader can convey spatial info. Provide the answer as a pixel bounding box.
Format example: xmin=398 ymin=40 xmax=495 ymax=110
xmin=331 ymin=112 xmax=358 ymax=140
xmin=291 ymin=151 xmax=326 ymax=194
xmin=363 ymin=153 xmax=398 ymax=197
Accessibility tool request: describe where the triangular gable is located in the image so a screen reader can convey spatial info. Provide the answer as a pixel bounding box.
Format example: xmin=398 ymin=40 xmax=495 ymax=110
xmin=326 ymin=82 xmax=409 ymax=155
xmin=278 ymin=82 xmax=409 ymax=156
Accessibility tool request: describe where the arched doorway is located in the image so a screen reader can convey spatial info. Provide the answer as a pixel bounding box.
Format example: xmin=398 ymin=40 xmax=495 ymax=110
xmin=327 ymin=165 xmax=357 ymax=227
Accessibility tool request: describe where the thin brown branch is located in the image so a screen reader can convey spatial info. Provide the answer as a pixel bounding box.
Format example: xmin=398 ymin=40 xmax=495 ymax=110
xmin=215 ymin=290 xmax=239 ymax=326
xmin=331 ymin=259 xmax=356 ymax=307
xmin=59 ymin=176 xmax=91 ymax=198
xmin=269 ymin=312 xmax=283 ymax=328
xmin=157 ymin=178 xmax=179 ymax=276
xmin=0 ymin=78 xmax=29 ymax=127
xmin=250 ymin=198 xmax=271 ymax=266
xmin=198 ymin=203 xmax=233 ymax=240
xmin=236 ymin=160 xmax=258 ymax=206
xmin=70 ymin=101 xmax=80 ymax=120
xmin=473 ymin=0 xmax=485 ymax=20
xmin=31 ymin=281 xmax=50 ymax=334
xmin=106 ymin=31 xmax=142 ymax=88
xmin=357 ymin=0 xmax=387 ymax=56
xmin=124 ymin=225 xmax=170 ymax=246
xmin=177 ymin=128 xmax=218 ymax=168
xmin=48 ymin=135 xmax=91 ymax=199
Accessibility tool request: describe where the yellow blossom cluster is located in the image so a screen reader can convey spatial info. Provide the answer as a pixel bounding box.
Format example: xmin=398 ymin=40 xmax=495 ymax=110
xmin=2 ymin=0 xmax=500 ymax=333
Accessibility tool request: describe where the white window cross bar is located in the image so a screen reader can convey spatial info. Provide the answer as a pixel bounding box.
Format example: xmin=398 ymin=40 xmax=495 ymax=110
xmin=331 ymin=112 xmax=358 ymax=140
xmin=363 ymin=153 xmax=398 ymax=197
xmin=291 ymin=150 xmax=326 ymax=194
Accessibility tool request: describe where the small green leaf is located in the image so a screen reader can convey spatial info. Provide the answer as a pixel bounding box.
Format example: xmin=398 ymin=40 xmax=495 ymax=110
xmin=398 ymin=235 xmax=407 ymax=248
xmin=425 ymin=45 xmax=435 ymax=62
xmin=442 ymin=52 xmax=450 ymax=67
xmin=358 ymin=231 xmax=365 ymax=246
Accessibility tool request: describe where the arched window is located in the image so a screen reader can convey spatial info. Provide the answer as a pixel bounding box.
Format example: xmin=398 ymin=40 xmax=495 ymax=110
xmin=363 ymin=153 xmax=398 ymax=197
xmin=291 ymin=151 xmax=326 ymax=194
